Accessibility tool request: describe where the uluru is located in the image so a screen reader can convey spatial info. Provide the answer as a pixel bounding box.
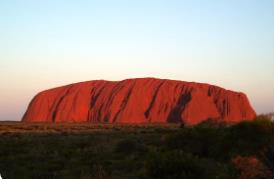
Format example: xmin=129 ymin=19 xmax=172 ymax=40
xmin=22 ymin=78 xmax=256 ymax=125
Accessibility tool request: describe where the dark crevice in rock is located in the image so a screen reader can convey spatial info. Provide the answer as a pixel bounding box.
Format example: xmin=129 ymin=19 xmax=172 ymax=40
xmin=144 ymin=80 xmax=166 ymax=120
xmin=112 ymin=81 xmax=136 ymax=123
xmin=52 ymin=86 xmax=73 ymax=123
xmin=167 ymin=91 xmax=192 ymax=123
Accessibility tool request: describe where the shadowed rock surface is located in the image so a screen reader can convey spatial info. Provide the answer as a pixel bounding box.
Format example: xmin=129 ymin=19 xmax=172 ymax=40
xmin=22 ymin=78 xmax=256 ymax=125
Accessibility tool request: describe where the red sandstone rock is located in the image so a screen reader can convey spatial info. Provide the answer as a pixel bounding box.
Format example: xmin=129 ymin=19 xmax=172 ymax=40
xmin=22 ymin=78 xmax=256 ymax=125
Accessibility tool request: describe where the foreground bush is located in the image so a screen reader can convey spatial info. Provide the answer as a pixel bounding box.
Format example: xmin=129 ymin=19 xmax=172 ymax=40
xmin=145 ymin=150 xmax=234 ymax=179
xmin=232 ymin=155 xmax=273 ymax=179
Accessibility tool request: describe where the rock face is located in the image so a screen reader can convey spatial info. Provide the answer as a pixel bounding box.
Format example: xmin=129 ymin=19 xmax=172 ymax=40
xmin=22 ymin=78 xmax=256 ymax=125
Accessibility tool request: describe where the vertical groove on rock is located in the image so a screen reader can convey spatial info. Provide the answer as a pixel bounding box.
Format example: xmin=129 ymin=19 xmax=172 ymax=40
xmin=105 ymin=82 xmax=126 ymax=109
xmin=90 ymin=82 xmax=107 ymax=108
xmin=88 ymin=82 xmax=107 ymax=122
xmin=112 ymin=81 xmax=136 ymax=123
xmin=167 ymin=90 xmax=192 ymax=123
xmin=51 ymin=86 xmax=73 ymax=122
xmin=144 ymin=80 xmax=166 ymax=120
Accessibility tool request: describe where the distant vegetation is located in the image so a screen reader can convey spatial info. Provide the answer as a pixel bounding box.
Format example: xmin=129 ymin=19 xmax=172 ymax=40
xmin=0 ymin=116 xmax=273 ymax=179
xmin=265 ymin=112 xmax=274 ymax=121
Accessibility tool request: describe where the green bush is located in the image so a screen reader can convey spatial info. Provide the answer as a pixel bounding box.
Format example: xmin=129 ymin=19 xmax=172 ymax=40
xmin=228 ymin=117 xmax=273 ymax=156
xmin=145 ymin=150 xmax=234 ymax=179
xmin=114 ymin=138 xmax=147 ymax=154
xmin=145 ymin=150 xmax=204 ymax=179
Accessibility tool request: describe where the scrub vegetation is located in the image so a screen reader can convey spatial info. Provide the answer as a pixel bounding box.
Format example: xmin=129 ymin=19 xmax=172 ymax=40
xmin=0 ymin=116 xmax=273 ymax=179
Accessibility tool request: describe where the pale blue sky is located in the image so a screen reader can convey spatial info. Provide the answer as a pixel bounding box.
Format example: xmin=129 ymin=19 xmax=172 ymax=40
xmin=0 ymin=0 xmax=274 ymax=120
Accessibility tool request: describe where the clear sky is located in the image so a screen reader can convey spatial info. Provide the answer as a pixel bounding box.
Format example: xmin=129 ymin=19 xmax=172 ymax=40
xmin=0 ymin=0 xmax=274 ymax=120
